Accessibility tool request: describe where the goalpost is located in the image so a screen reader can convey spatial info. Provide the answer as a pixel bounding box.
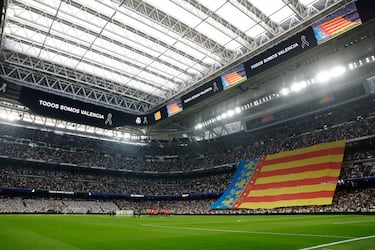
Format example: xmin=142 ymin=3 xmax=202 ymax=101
xmin=115 ymin=210 xmax=134 ymax=216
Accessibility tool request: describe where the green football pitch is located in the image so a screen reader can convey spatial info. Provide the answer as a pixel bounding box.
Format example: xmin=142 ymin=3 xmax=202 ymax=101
xmin=1 ymin=214 xmax=375 ymax=250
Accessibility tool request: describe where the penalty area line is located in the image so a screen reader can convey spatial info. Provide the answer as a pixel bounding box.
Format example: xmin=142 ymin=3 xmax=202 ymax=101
xmin=299 ymin=234 xmax=375 ymax=250
xmin=141 ymin=224 xmax=353 ymax=239
xmin=333 ymin=219 xmax=375 ymax=224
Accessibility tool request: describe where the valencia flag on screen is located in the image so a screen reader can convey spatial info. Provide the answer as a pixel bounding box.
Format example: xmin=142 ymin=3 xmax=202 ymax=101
xmin=232 ymin=140 xmax=345 ymax=209
xmin=319 ymin=16 xmax=356 ymax=36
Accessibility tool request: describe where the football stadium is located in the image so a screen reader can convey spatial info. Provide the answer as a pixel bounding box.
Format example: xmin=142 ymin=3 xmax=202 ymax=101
xmin=1 ymin=0 xmax=375 ymax=249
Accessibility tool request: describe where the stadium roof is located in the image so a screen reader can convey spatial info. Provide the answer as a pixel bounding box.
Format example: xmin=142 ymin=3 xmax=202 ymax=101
xmin=0 ymin=0 xmax=352 ymax=115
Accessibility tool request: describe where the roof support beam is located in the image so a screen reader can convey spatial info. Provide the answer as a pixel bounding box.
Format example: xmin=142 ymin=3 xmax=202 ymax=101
xmin=0 ymin=50 xmax=162 ymax=113
xmin=5 ymin=19 xmax=182 ymax=92
xmin=119 ymin=0 xmax=235 ymax=62
xmin=232 ymin=0 xmax=282 ymax=36
xmin=282 ymin=0 xmax=308 ymax=20
xmin=172 ymin=0 xmax=256 ymax=50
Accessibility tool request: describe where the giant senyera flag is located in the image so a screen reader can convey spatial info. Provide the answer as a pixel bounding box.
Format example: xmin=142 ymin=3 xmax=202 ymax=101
xmin=210 ymin=140 xmax=346 ymax=210
xmin=231 ymin=140 xmax=346 ymax=209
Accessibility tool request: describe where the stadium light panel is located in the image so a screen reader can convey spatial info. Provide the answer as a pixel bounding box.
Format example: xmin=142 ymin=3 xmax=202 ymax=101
xmin=66 ymin=125 xmax=76 ymax=130
xmin=77 ymin=126 xmax=86 ymax=132
xmin=0 ymin=112 xmax=7 ymax=120
xmin=235 ymin=107 xmax=242 ymax=114
xmin=316 ymin=70 xmax=331 ymax=83
xmin=85 ymin=127 xmax=95 ymax=133
xmin=123 ymin=133 xmax=131 ymax=139
xmin=104 ymin=130 xmax=113 ymax=137
xmin=331 ymin=66 xmax=346 ymax=77
xmin=227 ymin=110 xmax=235 ymax=117
xmin=291 ymin=81 xmax=306 ymax=92
xmin=45 ymin=120 xmax=56 ymax=127
xmin=22 ymin=116 xmax=34 ymax=123
xmin=280 ymin=87 xmax=290 ymax=96
xmin=57 ymin=124 xmax=66 ymax=129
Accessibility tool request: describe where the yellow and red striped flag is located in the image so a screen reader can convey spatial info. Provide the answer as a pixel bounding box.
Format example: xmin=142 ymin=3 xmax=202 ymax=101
xmin=320 ymin=17 xmax=354 ymax=36
xmin=232 ymin=140 xmax=345 ymax=209
xmin=167 ymin=103 xmax=182 ymax=115
xmin=224 ymin=72 xmax=245 ymax=85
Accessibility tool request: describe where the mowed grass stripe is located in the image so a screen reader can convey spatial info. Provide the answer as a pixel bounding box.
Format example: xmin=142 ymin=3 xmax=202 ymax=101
xmin=1 ymin=214 xmax=375 ymax=250
xmin=142 ymin=223 xmax=354 ymax=238
xmin=333 ymin=219 xmax=375 ymax=224
xmin=299 ymin=235 xmax=375 ymax=250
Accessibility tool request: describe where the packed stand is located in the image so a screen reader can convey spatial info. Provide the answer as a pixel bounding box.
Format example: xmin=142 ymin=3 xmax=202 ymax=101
xmin=0 ymin=164 xmax=234 ymax=195
xmin=0 ymin=98 xmax=374 ymax=172
xmin=1 ymin=185 xmax=374 ymax=214
xmin=0 ymin=197 xmax=118 ymax=214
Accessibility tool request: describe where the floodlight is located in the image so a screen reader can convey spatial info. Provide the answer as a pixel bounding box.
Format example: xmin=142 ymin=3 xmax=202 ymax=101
xmin=316 ymin=70 xmax=331 ymax=83
xmin=291 ymin=81 xmax=307 ymax=92
xmin=227 ymin=110 xmax=235 ymax=117
xmin=235 ymin=107 xmax=241 ymax=114
xmin=8 ymin=114 xmax=20 ymax=121
xmin=77 ymin=126 xmax=86 ymax=132
xmin=123 ymin=133 xmax=131 ymax=139
xmin=280 ymin=88 xmax=290 ymax=96
xmin=331 ymin=66 xmax=346 ymax=77
xmin=57 ymin=124 xmax=66 ymax=129
xmin=45 ymin=121 xmax=55 ymax=127
xmin=0 ymin=112 xmax=7 ymax=120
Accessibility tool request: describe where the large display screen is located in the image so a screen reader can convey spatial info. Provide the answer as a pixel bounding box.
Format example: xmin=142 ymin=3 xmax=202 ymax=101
xmin=221 ymin=64 xmax=247 ymax=90
xmin=19 ymin=87 xmax=157 ymax=128
xmin=312 ymin=2 xmax=362 ymax=44
xmin=166 ymin=98 xmax=183 ymax=117
xmin=154 ymin=111 xmax=162 ymax=121
xmin=181 ymin=77 xmax=222 ymax=109
xmin=244 ymin=27 xmax=317 ymax=77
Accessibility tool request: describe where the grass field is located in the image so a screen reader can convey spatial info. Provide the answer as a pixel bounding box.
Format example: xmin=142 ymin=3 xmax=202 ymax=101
xmin=1 ymin=214 xmax=375 ymax=249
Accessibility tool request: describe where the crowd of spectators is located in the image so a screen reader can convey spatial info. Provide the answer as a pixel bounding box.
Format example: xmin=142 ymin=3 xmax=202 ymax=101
xmin=0 ymin=97 xmax=375 ymax=214
xmin=1 ymin=136 xmax=374 ymax=196
xmin=0 ymin=97 xmax=374 ymax=172
xmin=340 ymin=162 xmax=375 ymax=179
xmin=1 ymin=186 xmax=374 ymax=214
xmin=0 ymin=197 xmax=118 ymax=214
xmin=0 ymin=164 xmax=234 ymax=195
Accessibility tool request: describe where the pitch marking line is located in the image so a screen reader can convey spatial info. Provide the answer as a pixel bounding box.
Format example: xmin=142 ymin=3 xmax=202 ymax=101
xmin=299 ymin=234 xmax=375 ymax=250
xmin=333 ymin=219 xmax=375 ymax=224
xmin=141 ymin=224 xmax=353 ymax=239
